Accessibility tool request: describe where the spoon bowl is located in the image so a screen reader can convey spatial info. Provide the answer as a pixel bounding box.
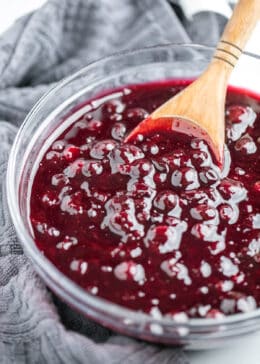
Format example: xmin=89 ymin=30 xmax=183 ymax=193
xmin=125 ymin=61 xmax=228 ymax=165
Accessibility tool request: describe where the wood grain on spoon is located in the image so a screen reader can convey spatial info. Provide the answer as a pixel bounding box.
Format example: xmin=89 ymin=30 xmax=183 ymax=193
xmin=125 ymin=0 xmax=260 ymax=166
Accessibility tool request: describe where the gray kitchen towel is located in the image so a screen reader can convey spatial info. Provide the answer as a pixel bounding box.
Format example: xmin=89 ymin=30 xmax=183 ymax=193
xmin=0 ymin=0 xmax=226 ymax=363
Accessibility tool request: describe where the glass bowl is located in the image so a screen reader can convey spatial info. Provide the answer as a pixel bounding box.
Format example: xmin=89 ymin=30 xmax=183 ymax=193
xmin=7 ymin=44 xmax=260 ymax=350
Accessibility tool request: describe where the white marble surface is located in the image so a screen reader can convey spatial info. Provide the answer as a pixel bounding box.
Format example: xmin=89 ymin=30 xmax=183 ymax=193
xmin=0 ymin=1 xmax=259 ymax=363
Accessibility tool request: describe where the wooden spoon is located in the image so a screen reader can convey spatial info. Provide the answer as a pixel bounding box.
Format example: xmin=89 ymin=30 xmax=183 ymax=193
xmin=125 ymin=0 xmax=260 ymax=166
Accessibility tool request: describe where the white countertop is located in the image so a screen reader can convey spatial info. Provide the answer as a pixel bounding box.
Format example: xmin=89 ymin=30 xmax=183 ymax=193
xmin=0 ymin=0 xmax=46 ymax=35
xmin=1 ymin=1 xmax=259 ymax=363
xmin=187 ymin=333 xmax=260 ymax=364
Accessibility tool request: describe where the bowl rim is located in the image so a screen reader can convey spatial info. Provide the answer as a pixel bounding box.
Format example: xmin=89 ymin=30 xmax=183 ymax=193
xmin=6 ymin=42 xmax=260 ymax=330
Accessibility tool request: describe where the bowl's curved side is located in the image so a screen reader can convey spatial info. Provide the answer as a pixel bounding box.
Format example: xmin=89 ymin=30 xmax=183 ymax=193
xmin=6 ymin=44 xmax=260 ymax=349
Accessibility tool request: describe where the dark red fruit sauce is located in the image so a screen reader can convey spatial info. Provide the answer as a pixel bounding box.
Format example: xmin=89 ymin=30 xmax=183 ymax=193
xmin=30 ymin=80 xmax=260 ymax=320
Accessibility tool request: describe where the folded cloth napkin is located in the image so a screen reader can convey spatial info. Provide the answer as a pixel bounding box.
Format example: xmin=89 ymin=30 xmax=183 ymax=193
xmin=0 ymin=0 xmax=227 ymax=363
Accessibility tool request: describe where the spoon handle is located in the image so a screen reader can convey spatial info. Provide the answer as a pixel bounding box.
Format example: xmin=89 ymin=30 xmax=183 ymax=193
xmin=213 ymin=0 xmax=260 ymax=69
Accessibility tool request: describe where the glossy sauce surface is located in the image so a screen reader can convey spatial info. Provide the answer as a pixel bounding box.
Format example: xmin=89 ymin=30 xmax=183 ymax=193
xmin=30 ymin=81 xmax=260 ymax=319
